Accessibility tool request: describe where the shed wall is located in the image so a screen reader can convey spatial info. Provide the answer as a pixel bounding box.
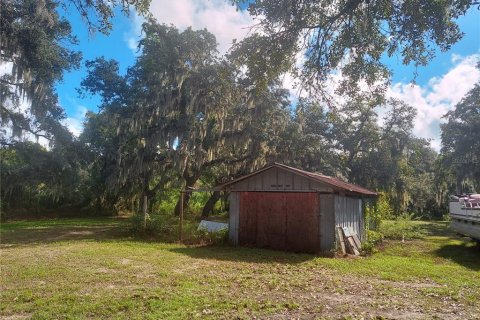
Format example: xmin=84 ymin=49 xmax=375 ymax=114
xmin=228 ymin=167 xmax=333 ymax=192
xmin=236 ymin=192 xmax=320 ymax=253
xmin=319 ymin=194 xmax=336 ymax=251
xmin=230 ymin=192 xmax=366 ymax=250
xmin=334 ymin=195 xmax=364 ymax=241
xmin=228 ymin=192 xmax=240 ymax=245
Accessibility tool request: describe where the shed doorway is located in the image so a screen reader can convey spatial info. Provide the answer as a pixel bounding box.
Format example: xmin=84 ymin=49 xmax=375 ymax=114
xmin=238 ymin=192 xmax=320 ymax=253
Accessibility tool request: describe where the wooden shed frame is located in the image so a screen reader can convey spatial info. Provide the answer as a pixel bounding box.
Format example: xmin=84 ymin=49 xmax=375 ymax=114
xmin=218 ymin=163 xmax=377 ymax=253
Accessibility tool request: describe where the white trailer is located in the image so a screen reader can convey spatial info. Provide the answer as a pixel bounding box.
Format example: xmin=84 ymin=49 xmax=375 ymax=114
xmin=449 ymin=195 xmax=480 ymax=242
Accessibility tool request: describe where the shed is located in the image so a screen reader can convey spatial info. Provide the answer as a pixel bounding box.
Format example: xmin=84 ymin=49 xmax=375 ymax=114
xmin=218 ymin=163 xmax=377 ymax=253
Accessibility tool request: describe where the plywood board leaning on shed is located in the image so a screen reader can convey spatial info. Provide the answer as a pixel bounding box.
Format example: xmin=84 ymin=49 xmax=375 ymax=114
xmin=336 ymin=226 xmax=347 ymax=255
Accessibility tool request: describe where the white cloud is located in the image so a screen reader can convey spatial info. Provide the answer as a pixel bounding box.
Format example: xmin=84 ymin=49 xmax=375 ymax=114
xmin=126 ymin=0 xmax=254 ymax=55
xmin=293 ymin=53 xmax=479 ymax=152
xmin=124 ymin=12 xmax=144 ymax=55
xmin=388 ymin=53 xmax=480 ymax=151
xmin=62 ymin=104 xmax=88 ymax=137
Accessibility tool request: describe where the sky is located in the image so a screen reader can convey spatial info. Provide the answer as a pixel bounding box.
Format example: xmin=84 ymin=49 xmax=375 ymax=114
xmin=56 ymin=1 xmax=480 ymax=150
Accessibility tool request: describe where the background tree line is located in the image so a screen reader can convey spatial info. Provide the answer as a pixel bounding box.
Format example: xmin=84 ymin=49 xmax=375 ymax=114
xmin=1 ymin=0 xmax=478 ymax=221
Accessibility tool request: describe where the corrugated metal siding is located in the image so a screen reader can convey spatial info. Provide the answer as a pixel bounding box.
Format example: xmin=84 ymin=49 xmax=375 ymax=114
xmin=228 ymin=192 xmax=240 ymax=245
xmin=319 ymin=194 xmax=335 ymax=251
xmin=334 ymin=195 xmax=364 ymax=241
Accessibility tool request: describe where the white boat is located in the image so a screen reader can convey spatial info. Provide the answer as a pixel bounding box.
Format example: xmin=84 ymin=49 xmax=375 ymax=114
xmin=449 ymin=194 xmax=480 ymax=242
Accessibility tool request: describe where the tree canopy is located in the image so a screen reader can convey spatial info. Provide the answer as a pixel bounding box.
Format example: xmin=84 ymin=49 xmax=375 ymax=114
xmin=230 ymin=0 xmax=474 ymax=101
xmin=1 ymin=1 xmax=478 ymax=223
xmin=0 ymin=0 xmax=150 ymax=144
xmin=441 ymin=69 xmax=480 ymax=192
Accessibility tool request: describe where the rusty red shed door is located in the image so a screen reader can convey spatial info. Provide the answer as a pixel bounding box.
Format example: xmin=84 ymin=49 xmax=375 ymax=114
xmin=238 ymin=192 xmax=320 ymax=253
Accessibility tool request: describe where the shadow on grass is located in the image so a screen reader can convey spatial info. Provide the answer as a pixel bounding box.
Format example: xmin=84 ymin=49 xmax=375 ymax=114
xmin=168 ymin=245 xmax=316 ymax=264
xmin=0 ymin=224 xmax=130 ymax=248
xmin=434 ymin=240 xmax=480 ymax=271
xmin=412 ymin=221 xmax=451 ymax=237
xmin=1 ymin=222 xmax=316 ymax=265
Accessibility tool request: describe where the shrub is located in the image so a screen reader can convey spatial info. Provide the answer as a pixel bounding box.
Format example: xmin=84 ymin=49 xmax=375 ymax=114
xmin=442 ymin=213 xmax=451 ymax=222
xmin=130 ymin=213 xmax=173 ymax=237
xmin=191 ymin=227 xmax=228 ymax=245
xmin=365 ymin=193 xmax=394 ymax=231
xmin=377 ymin=193 xmax=394 ymax=220
xmin=361 ymin=230 xmax=384 ymax=256
xmin=367 ymin=229 xmax=384 ymax=245
xmin=154 ymin=189 xmax=180 ymax=214
xmin=361 ymin=241 xmax=377 ymax=256
xmin=379 ymin=213 xmax=424 ymax=241
xmin=130 ymin=212 xmax=228 ymax=245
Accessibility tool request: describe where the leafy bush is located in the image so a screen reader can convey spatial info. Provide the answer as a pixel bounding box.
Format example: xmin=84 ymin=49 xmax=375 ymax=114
xmin=130 ymin=213 xmax=174 ymax=237
xmin=367 ymin=229 xmax=384 ymax=245
xmin=365 ymin=193 xmax=394 ymax=231
xmin=179 ymin=220 xmax=229 ymax=245
xmin=190 ymin=227 xmax=228 ymax=245
xmin=442 ymin=213 xmax=451 ymax=222
xmin=130 ymin=212 xmax=228 ymax=245
xmin=361 ymin=241 xmax=377 ymax=256
xmin=360 ymin=230 xmax=384 ymax=256
xmin=153 ymin=189 xmax=180 ymax=215
xmin=377 ymin=193 xmax=394 ymax=220
xmin=379 ymin=214 xmax=425 ymax=241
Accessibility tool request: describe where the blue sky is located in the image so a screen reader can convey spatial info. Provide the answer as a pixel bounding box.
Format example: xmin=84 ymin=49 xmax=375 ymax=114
xmin=386 ymin=9 xmax=480 ymax=84
xmin=56 ymin=1 xmax=480 ymax=149
xmin=55 ymin=8 xmax=136 ymax=133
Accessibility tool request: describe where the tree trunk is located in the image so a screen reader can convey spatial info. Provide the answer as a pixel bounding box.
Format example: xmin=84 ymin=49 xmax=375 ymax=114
xmin=456 ymin=176 xmax=463 ymax=194
xmin=142 ymin=173 xmax=150 ymax=229
xmin=142 ymin=195 xmax=148 ymax=229
xmin=201 ymin=191 xmax=221 ymax=218
xmin=222 ymin=192 xmax=229 ymax=212
xmin=174 ymin=190 xmax=193 ymax=216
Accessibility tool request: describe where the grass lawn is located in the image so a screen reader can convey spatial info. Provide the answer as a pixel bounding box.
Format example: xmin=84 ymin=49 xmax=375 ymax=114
xmin=1 ymin=218 xmax=479 ymax=319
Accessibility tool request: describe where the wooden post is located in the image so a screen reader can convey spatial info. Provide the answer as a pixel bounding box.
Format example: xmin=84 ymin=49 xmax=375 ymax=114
xmin=179 ymin=190 xmax=184 ymax=242
xmin=143 ymin=195 xmax=148 ymax=229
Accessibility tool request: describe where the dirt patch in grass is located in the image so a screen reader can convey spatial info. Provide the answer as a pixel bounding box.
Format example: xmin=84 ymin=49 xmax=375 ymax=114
xmin=212 ymin=258 xmax=474 ymax=319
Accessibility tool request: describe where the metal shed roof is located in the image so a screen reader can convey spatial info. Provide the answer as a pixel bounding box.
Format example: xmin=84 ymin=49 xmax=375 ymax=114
xmin=218 ymin=163 xmax=377 ymax=196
